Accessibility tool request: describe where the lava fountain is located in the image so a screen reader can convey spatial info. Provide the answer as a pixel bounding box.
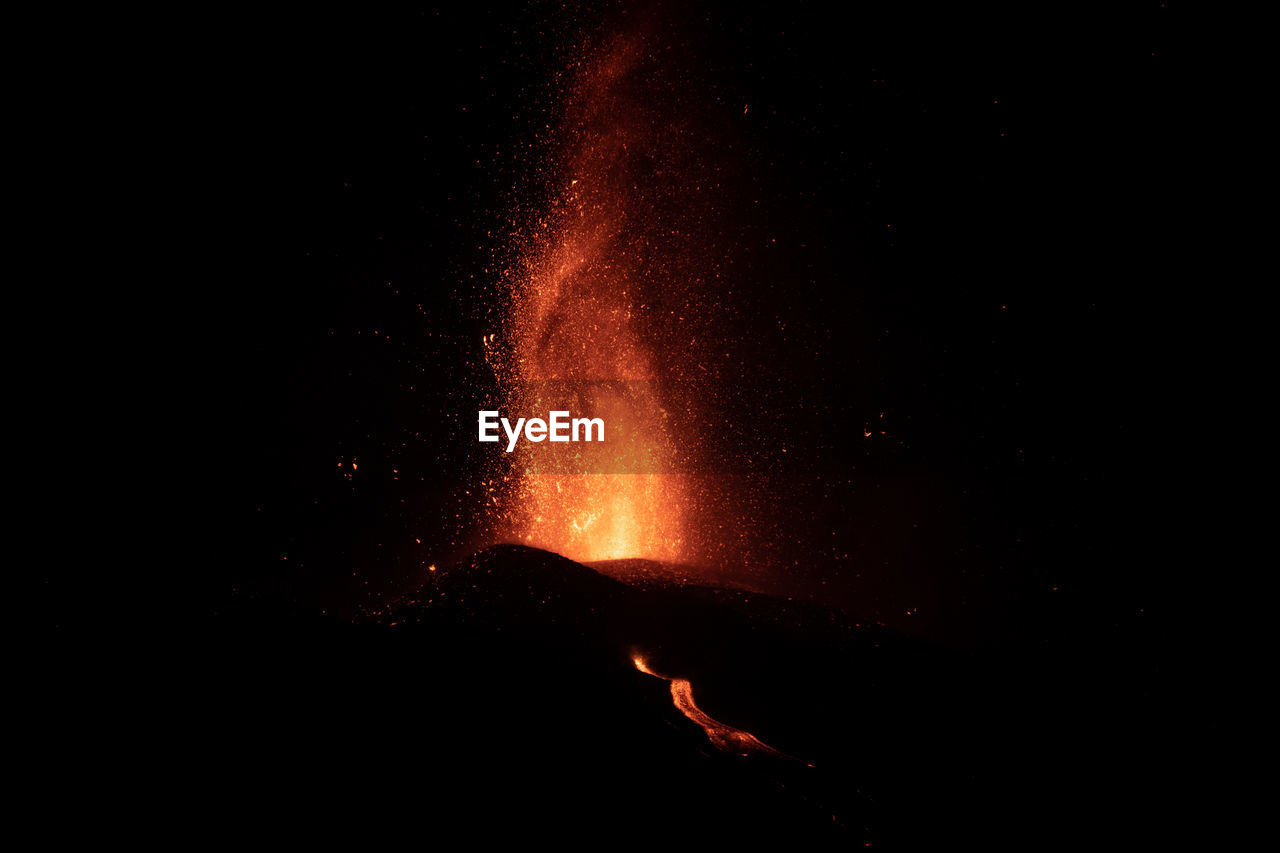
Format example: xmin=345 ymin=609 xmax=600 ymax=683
xmin=488 ymin=26 xmax=717 ymax=565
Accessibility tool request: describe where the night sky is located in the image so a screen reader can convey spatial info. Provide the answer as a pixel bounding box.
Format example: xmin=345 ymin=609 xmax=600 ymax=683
xmin=35 ymin=2 xmax=1187 ymax=847
xmin=185 ymin=1 xmax=1175 ymax=649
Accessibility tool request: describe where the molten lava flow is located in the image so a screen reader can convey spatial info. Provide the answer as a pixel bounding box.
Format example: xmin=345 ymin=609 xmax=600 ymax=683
xmin=632 ymin=653 xmax=788 ymax=759
xmin=490 ymin=28 xmax=703 ymax=565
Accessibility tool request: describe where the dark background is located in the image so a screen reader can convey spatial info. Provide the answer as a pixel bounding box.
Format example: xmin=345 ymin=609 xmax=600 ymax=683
xmin=185 ymin=0 xmax=1175 ymax=648
xmin=36 ymin=1 xmax=1191 ymax=848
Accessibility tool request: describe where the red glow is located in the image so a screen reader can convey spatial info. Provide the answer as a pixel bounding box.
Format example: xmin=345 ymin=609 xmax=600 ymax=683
xmin=632 ymin=653 xmax=788 ymax=759
xmin=489 ymin=30 xmax=698 ymax=564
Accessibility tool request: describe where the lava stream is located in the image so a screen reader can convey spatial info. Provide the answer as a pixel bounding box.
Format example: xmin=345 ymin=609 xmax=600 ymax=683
xmin=632 ymin=653 xmax=789 ymax=759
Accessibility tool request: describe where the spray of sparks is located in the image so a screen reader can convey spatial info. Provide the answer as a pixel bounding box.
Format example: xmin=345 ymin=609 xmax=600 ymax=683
xmin=486 ymin=28 xmax=703 ymax=565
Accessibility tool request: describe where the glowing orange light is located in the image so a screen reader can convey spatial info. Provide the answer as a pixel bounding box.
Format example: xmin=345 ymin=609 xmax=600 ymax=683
xmin=490 ymin=31 xmax=694 ymax=565
xmin=631 ymin=653 xmax=788 ymax=759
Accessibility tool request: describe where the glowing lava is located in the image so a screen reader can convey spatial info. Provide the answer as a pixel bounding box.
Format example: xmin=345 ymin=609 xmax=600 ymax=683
xmin=490 ymin=28 xmax=701 ymax=564
xmin=632 ymin=653 xmax=788 ymax=759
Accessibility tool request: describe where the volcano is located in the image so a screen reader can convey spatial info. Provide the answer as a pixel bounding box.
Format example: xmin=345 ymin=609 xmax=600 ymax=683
xmin=45 ymin=1 xmax=1183 ymax=848
xmin=183 ymin=545 xmax=1093 ymax=849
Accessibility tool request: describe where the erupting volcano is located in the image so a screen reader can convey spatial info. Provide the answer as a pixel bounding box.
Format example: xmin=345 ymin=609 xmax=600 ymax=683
xmin=486 ymin=27 xmax=721 ymax=567
xmin=179 ymin=1 xmax=1163 ymax=847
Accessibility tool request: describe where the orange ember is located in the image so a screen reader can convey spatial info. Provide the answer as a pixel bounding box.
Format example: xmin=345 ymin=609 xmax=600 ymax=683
xmin=490 ymin=30 xmax=699 ymax=564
